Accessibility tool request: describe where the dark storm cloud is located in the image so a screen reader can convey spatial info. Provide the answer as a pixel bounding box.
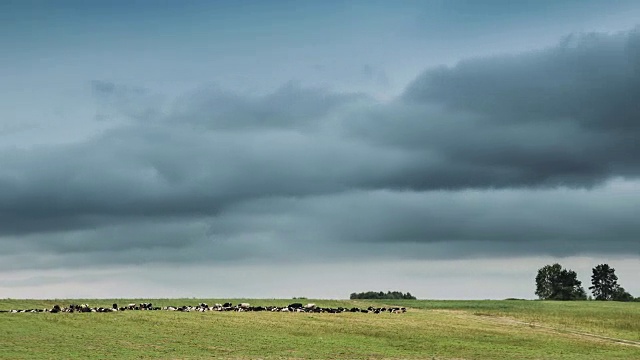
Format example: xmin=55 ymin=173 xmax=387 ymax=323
xmin=346 ymin=29 xmax=640 ymax=189
xmin=404 ymin=30 xmax=640 ymax=130
xmin=212 ymin=183 xmax=640 ymax=255
xmin=2 ymin=180 xmax=638 ymax=271
xmin=2 ymin=28 xmax=640 ymax=269
xmin=0 ymin=217 xmax=269 ymax=271
xmin=0 ymin=119 xmax=411 ymax=237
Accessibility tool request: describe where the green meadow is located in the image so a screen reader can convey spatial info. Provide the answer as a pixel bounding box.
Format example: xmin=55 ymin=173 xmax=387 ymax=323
xmin=1 ymin=299 xmax=638 ymax=359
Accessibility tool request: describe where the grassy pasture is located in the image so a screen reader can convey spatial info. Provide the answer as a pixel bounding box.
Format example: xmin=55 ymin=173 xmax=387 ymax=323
xmin=1 ymin=299 xmax=638 ymax=359
xmin=368 ymin=299 xmax=640 ymax=342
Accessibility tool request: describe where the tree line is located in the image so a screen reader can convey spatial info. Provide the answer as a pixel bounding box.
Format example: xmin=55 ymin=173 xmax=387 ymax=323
xmin=535 ymin=263 xmax=638 ymax=301
xmin=350 ymin=291 xmax=416 ymax=300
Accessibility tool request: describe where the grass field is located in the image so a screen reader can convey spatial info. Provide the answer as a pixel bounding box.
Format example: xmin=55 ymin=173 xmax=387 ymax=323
xmin=1 ymin=299 xmax=638 ymax=359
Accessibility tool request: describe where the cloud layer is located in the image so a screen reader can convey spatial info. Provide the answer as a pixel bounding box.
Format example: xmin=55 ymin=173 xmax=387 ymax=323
xmin=1 ymin=28 xmax=640 ymax=277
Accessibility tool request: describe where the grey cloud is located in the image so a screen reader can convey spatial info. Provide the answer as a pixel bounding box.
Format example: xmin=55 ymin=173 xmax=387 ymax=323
xmin=91 ymin=80 xmax=164 ymax=122
xmin=404 ymin=29 xmax=640 ymax=130
xmin=3 ymin=27 xmax=640 ymax=269
xmin=216 ymin=182 xmax=640 ymax=256
xmin=362 ymin=64 xmax=390 ymax=88
xmin=0 ymin=121 xmax=411 ymax=237
xmin=348 ymin=108 xmax=610 ymax=189
xmin=2 ymin=181 xmax=639 ymax=271
xmin=345 ymin=28 xmax=640 ymax=189
xmin=168 ymin=82 xmax=368 ymax=131
xmin=0 ymin=217 xmax=264 ymax=271
xmin=91 ymin=80 xmax=116 ymax=95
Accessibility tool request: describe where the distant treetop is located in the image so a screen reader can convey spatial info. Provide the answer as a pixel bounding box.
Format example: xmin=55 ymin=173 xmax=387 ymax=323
xmin=350 ymin=291 xmax=416 ymax=300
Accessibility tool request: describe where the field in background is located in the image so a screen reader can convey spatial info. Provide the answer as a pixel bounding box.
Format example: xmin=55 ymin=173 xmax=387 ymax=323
xmin=1 ymin=299 xmax=638 ymax=359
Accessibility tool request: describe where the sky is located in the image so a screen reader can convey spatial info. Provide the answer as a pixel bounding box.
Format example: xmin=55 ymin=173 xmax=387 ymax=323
xmin=1 ymin=0 xmax=639 ymax=300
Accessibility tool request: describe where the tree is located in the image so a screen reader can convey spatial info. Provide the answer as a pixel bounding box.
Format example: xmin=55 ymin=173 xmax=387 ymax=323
xmin=535 ymin=263 xmax=587 ymax=300
xmin=612 ymin=287 xmax=634 ymax=302
xmin=349 ymin=291 xmax=416 ymax=300
xmin=589 ymin=264 xmax=619 ymax=300
xmin=536 ymin=263 xmax=561 ymax=299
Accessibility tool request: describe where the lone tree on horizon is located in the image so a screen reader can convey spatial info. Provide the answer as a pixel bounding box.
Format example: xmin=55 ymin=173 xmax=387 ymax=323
xmin=589 ymin=264 xmax=618 ymax=300
xmin=589 ymin=264 xmax=633 ymax=301
xmin=535 ymin=263 xmax=587 ymax=300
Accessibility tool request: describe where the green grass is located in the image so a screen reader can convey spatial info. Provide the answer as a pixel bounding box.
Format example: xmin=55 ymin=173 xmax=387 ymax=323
xmin=367 ymin=299 xmax=640 ymax=342
xmin=1 ymin=299 xmax=639 ymax=359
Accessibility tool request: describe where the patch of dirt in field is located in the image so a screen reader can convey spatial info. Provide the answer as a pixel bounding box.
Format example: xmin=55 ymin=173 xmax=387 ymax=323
xmin=429 ymin=309 xmax=468 ymax=314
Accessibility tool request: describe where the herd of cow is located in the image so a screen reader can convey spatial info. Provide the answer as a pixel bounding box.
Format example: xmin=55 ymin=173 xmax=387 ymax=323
xmin=2 ymin=302 xmax=407 ymax=314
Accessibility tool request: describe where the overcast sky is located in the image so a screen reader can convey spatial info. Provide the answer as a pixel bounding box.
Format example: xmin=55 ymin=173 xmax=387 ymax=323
xmin=1 ymin=0 xmax=639 ymax=300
